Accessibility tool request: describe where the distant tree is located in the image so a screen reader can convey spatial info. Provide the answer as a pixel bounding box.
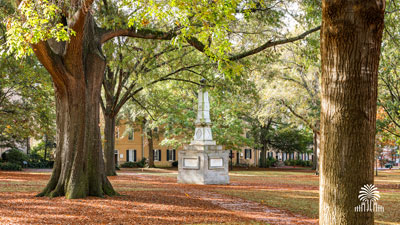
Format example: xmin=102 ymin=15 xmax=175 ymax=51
xmin=0 ymin=2 xmax=55 ymax=150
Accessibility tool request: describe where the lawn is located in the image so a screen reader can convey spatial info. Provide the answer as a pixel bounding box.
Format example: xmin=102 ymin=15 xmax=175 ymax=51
xmin=0 ymin=168 xmax=398 ymax=224
xmin=211 ymin=169 xmax=400 ymax=225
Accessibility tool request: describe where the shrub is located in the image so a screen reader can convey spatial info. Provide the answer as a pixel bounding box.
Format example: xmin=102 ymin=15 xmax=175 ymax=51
xmin=172 ymin=161 xmax=178 ymax=167
xmin=121 ymin=158 xmax=148 ymax=168
xmin=266 ymin=157 xmax=276 ymax=167
xmin=120 ymin=161 xmax=136 ymax=168
xmin=1 ymin=149 xmax=28 ymax=165
xmin=137 ymin=158 xmax=147 ymax=168
xmin=27 ymin=160 xmax=54 ymax=168
xmin=0 ymin=162 xmax=22 ymax=171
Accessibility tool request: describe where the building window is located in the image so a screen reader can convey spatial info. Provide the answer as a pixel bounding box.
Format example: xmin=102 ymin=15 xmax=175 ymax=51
xmin=245 ymin=132 xmax=250 ymax=139
xmin=154 ymin=149 xmax=161 ymax=161
xmin=245 ymin=149 xmax=252 ymax=159
xmin=167 ymin=149 xmax=176 ymax=161
xmin=126 ymin=149 xmax=137 ymax=162
xmin=128 ymin=128 xmax=134 ymax=140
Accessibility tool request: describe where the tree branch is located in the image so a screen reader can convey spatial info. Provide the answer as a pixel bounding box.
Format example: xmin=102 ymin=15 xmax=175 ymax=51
xmin=31 ymin=41 xmax=69 ymax=92
xmin=131 ymin=97 xmax=157 ymax=121
xmin=100 ymin=27 xmax=175 ymax=44
xmin=229 ymin=26 xmax=321 ymax=61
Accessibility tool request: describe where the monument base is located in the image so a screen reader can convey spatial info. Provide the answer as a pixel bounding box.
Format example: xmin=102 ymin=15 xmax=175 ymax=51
xmin=177 ymin=144 xmax=229 ymax=185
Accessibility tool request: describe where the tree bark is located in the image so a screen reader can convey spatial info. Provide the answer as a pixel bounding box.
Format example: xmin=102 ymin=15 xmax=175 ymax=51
xmin=44 ymin=134 xmax=48 ymax=161
xmin=26 ymin=137 xmax=30 ymax=155
xmin=103 ymin=114 xmax=116 ymax=176
xmin=259 ymin=126 xmax=268 ymax=168
xmin=259 ymin=119 xmax=272 ymax=168
xmin=35 ymin=14 xmax=116 ymax=199
xmin=312 ymin=130 xmax=319 ymax=173
xmin=319 ymin=1 xmax=385 ymax=224
xmin=147 ymin=128 xmax=155 ymax=168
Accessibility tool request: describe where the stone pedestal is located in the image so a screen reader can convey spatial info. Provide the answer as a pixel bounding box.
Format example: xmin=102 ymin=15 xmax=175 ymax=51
xmin=178 ymin=145 xmax=229 ymax=184
xmin=177 ymin=79 xmax=229 ymax=185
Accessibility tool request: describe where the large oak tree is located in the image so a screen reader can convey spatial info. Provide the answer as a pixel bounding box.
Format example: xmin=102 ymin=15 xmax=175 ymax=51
xmin=319 ymin=0 xmax=385 ymax=224
xmin=6 ymin=0 xmax=318 ymax=198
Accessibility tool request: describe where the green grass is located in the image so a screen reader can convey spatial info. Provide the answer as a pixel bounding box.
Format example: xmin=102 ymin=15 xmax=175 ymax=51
xmin=216 ymin=189 xmax=319 ymax=219
xmin=213 ymin=170 xmax=400 ymax=224
xmin=0 ymin=180 xmax=46 ymax=192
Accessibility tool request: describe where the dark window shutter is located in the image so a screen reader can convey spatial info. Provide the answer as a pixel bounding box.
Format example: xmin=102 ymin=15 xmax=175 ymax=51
xmin=158 ymin=150 xmax=161 ymax=161
xmin=134 ymin=150 xmax=137 ymax=162
xmin=173 ymin=149 xmax=176 ymax=161
xmin=167 ymin=149 xmax=170 ymax=161
xmin=250 ymin=149 xmax=252 ymax=159
xmin=126 ymin=150 xmax=129 ymax=162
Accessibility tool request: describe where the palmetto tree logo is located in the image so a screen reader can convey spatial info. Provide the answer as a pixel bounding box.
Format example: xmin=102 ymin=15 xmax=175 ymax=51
xmin=358 ymin=184 xmax=380 ymax=202
xmin=355 ymin=184 xmax=384 ymax=212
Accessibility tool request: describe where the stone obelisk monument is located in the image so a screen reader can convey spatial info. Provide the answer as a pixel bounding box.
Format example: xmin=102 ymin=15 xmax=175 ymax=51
xmin=178 ymin=79 xmax=229 ymax=184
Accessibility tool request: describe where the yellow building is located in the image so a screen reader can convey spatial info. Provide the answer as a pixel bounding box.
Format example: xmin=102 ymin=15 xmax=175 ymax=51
xmin=114 ymin=123 xmax=182 ymax=167
xmin=113 ymin=123 xmax=311 ymax=168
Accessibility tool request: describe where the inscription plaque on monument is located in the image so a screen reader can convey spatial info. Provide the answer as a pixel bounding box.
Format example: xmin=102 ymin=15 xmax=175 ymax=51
xmin=209 ymin=158 xmax=223 ymax=169
xmin=183 ymin=158 xmax=199 ymax=169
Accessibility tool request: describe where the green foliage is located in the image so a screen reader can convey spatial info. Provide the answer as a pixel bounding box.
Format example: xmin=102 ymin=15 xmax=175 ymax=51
xmin=0 ymin=4 xmax=56 ymax=148
xmin=284 ymin=159 xmax=312 ymax=167
xmin=266 ymin=157 xmax=276 ymax=168
xmin=26 ymin=151 xmax=54 ymax=168
xmin=172 ymin=161 xmax=178 ymax=167
xmin=1 ymin=148 xmax=27 ymax=165
xmin=120 ymin=158 xmax=147 ymax=168
xmin=30 ymin=140 xmax=55 ymax=160
xmin=4 ymin=0 xmax=75 ymax=58
xmin=120 ymin=161 xmax=136 ymax=168
xmin=0 ymin=162 xmax=22 ymax=171
xmin=27 ymin=160 xmax=53 ymax=169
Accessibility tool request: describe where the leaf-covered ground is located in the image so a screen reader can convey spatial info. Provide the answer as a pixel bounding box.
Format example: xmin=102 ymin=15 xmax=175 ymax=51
xmin=0 ymin=168 xmax=398 ymax=224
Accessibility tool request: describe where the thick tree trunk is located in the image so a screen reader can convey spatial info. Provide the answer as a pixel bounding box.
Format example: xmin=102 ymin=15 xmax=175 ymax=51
xmin=103 ymin=114 xmax=116 ymax=176
xmin=36 ymin=15 xmax=116 ymax=199
xmin=319 ymin=1 xmax=384 ymax=224
xmin=147 ymin=129 xmax=154 ymax=168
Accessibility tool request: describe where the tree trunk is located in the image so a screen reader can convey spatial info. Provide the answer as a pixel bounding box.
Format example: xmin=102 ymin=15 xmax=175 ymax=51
xmin=147 ymin=128 xmax=154 ymax=168
xmin=26 ymin=137 xmax=30 ymax=155
xmin=44 ymin=134 xmax=48 ymax=161
xmin=103 ymin=114 xmax=116 ymax=176
xmin=319 ymin=1 xmax=384 ymax=224
xmin=259 ymin=119 xmax=272 ymax=168
xmin=259 ymin=126 xmax=268 ymax=168
xmin=36 ymin=15 xmax=116 ymax=199
xmin=312 ymin=130 xmax=319 ymax=173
